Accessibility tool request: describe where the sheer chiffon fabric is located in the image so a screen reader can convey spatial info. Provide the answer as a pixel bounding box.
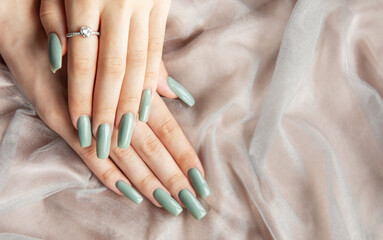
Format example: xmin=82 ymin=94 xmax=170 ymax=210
xmin=0 ymin=0 xmax=382 ymax=239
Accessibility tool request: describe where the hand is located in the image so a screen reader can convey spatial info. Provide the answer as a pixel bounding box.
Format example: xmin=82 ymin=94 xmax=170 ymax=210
xmin=0 ymin=0 xmax=210 ymax=219
xmin=39 ymin=0 xmax=196 ymax=159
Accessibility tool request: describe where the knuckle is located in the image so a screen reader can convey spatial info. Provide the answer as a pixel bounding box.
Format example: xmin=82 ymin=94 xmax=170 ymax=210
xmin=72 ymin=56 xmax=93 ymax=74
xmin=70 ymin=95 xmax=91 ymax=110
xmin=99 ymin=56 xmax=125 ymax=75
xmin=40 ymin=1 xmax=57 ymax=21
xmin=128 ymin=50 xmax=147 ymax=67
xmin=157 ymin=118 xmax=178 ymax=137
xmin=178 ymin=151 xmax=198 ymax=167
xmin=112 ymin=146 xmax=134 ymax=163
xmin=145 ymin=71 xmax=158 ymax=82
xmin=137 ymin=173 xmax=156 ymax=191
xmin=119 ymin=96 xmax=140 ymax=105
xmin=96 ymin=105 xmax=117 ymax=116
xmin=40 ymin=9 xmax=56 ymax=22
xmin=165 ymin=173 xmax=185 ymax=188
xmin=148 ymin=37 xmax=164 ymax=52
xmin=101 ymin=167 xmax=118 ymax=183
xmin=79 ymin=144 xmax=97 ymax=160
xmin=142 ymin=135 xmax=162 ymax=155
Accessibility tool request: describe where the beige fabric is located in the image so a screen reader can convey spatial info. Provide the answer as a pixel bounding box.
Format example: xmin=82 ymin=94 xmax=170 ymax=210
xmin=1 ymin=0 xmax=383 ymax=239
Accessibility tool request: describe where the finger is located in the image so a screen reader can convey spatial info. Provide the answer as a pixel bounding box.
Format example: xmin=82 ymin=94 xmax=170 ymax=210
xmin=156 ymin=61 xmax=177 ymax=98
xmin=131 ymin=121 xmax=207 ymax=219
xmin=40 ymin=0 xmax=67 ymax=72
xmin=142 ymin=2 xmax=170 ymax=100
xmin=65 ymin=0 xmax=99 ymax=148
xmin=156 ymin=61 xmax=196 ymax=106
xmin=110 ymin=128 xmax=179 ymax=211
xmin=149 ymin=93 xmax=210 ymax=198
xmin=92 ymin=5 xmax=131 ymax=159
xmin=116 ymin=11 xmax=150 ymax=127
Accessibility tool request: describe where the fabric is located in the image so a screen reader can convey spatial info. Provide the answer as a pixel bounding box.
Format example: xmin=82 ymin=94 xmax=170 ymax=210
xmin=1 ymin=0 xmax=383 ymax=239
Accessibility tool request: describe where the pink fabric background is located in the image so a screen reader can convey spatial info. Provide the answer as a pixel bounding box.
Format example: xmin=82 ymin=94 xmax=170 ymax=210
xmin=0 ymin=0 xmax=383 ymax=239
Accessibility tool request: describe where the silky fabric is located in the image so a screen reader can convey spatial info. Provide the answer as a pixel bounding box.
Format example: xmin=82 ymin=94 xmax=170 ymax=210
xmin=1 ymin=0 xmax=383 ymax=239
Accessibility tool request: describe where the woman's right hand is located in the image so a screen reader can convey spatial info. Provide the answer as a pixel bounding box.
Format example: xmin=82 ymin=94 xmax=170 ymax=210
xmin=39 ymin=0 xmax=196 ymax=160
xmin=0 ymin=0 xmax=210 ymax=220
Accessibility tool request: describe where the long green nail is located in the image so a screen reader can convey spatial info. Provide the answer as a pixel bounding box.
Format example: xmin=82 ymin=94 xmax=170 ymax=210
xmin=96 ymin=123 xmax=111 ymax=159
xmin=118 ymin=113 xmax=134 ymax=149
xmin=139 ymin=89 xmax=151 ymax=122
xmin=48 ymin=33 xmax=62 ymax=73
xmin=179 ymin=189 xmax=207 ymax=220
xmin=188 ymin=168 xmax=211 ymax=198
xmin=116 ymin=180 xmax=143 ymax=204
xmin=153 ymin=188 xmax=183 ymax=216
xmin=167 ymin=76 xmax=195 ymax=107
xmin=77 ymin=115 xmax=92 ymax=147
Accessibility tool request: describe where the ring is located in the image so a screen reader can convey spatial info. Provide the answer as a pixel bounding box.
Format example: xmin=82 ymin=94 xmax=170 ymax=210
xmin=66 ymin=26 xmax=100 ymax=38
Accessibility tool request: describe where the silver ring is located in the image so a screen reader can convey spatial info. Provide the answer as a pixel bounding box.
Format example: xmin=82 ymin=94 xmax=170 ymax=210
xmin=66 ymin=26 xmax=100 ymax=38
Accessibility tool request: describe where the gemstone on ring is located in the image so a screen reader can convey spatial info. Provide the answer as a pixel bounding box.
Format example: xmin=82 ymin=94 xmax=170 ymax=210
xmin=80 ymin=26 xmax=92 ymax=38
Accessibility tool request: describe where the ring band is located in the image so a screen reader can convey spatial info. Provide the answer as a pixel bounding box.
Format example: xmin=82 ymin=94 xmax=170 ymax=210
xmin=66 ymin=26 xmax=100 ymax=38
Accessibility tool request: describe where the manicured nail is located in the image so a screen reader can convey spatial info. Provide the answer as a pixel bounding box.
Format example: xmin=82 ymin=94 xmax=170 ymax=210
xmin=48 ymin=33 xmax=62 ymax=73
xmin=77 ymin=115 xmax=92 ymax=147
xmin=96 ymin=123 xmax=111 ymax=159
xmin=139 ymin=89 xmax=151 ymax=122
xmin=118 ymin=113 xmax=134 ymax=149
xmin=167 ymin=76 xmax=195 ymax=107
xmin=179 ymin=189 xmax=207 ymax=220
xmin=116 ymin=180 xmax=143 ymax=204
xmin=153 ymin=188 xmax=183 ymax=216
xmin=188 ymin=168 xmax=211 ymax=198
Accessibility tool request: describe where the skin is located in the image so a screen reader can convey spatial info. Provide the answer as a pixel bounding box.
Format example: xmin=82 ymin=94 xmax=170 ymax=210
xmin=39 ymin=0 xmax=175 ymax=140
xmin=0 ymin=0 xmax=204 ymax=209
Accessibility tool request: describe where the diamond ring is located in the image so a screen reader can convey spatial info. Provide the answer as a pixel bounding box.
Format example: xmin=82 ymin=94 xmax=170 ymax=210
xmin=66 ymin=26 xmax=100 ymax=38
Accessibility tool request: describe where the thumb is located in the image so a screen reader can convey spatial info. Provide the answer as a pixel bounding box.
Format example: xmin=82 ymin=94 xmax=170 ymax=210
xmin=157 ymin=61 xmax=196 ymax=107
xmin=40 ymin=0 xmax=67 ymax=73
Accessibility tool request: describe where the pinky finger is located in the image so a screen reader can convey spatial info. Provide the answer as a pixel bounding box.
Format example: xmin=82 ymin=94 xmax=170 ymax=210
xmin=40 ymin=0 xmax=67 ymax=73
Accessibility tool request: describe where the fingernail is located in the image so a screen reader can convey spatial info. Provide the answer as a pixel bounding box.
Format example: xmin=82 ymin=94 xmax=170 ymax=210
xmin=167 ymin=76 xmax=195 ymax=107
xmin=77 ymin=115 xmax=92 ymax=147
xmin=179 ymin=189 xmax=207 ymax=220
xmin=188 ymin=168 xmax=211 ymax=198
xmin=139 ymin=88 xmax=151 ymax=122
xmin=118 ymin=113 xmax=134 ymax=149
xmin=48 ymin=33 xmax=62 ymax=73
xmin=153 ymin=188 xmax=183 ymax=216
xmin=116 ymin=180 xmax=143 ymax=204
xmin=96 ymin=123 xmax=111 ymax=159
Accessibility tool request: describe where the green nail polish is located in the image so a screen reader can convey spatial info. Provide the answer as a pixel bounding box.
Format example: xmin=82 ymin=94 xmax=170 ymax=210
xmin=48 ymin=33 xmax=62 ymax=73
xmin=153 ymin=188 xmax=183 ymax=216
xmin=96 ymin=123 xmax=111 ymax=159
xmin=167 ymin=76 xmax=195 ymax=107
xmin=118 ymin=113 xmax=134 ymax=149
xmin=179 ymin=189 xmax=207 ymax=220
xmin=139 ymin=89 xmax=151 ymax=122
xmin=77 ymin=115 xmax=92 ymax=147
xmin=188 ymin=168 xmax=211 ymax=198
xmin=116 ymin=180 xmax=143 ymax=204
